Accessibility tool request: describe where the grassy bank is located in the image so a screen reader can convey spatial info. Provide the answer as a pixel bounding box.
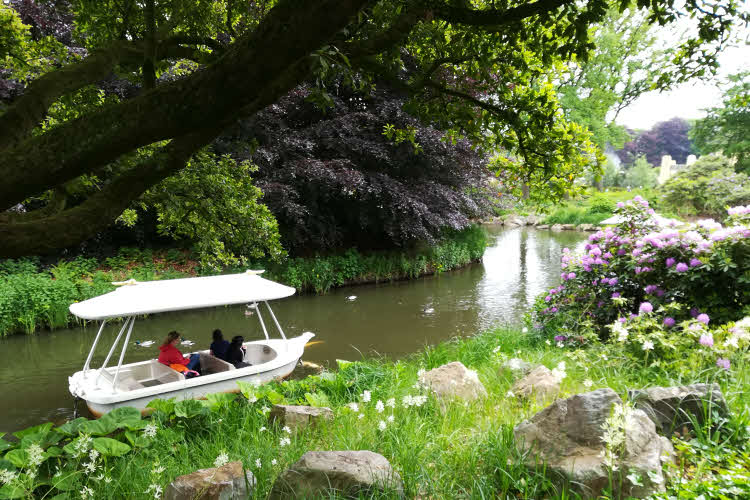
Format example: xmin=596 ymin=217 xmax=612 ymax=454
xmin=1 ymin=326 xmax=747 ymax=499
xmin=0 ymin=226 xmax=486 ymax=337
xmin=541 ymin=189 xmax=662 ymax=226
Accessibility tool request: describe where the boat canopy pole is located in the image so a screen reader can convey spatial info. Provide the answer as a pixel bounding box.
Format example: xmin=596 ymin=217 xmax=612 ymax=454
xmin=264 ymin=301 xmax=287 ymax=340
xmin=83 ymin=319 xmax=108 ymax=376
xmin=112 ymin=317 xmax=136 ymax=391
xmin=95 ymin=316 xmax=132 ymax=386
xmin=254 ymin=301 xmax=270 ymax=340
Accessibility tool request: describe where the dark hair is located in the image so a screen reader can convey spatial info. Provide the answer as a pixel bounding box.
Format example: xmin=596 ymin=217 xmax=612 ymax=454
xmin=212 ymin=329 xmax=223 ymax=342
xmin=161 ymin=331 xmax=180 ymax=347
xmin=231 ymin=335 xmax=244 ymax=346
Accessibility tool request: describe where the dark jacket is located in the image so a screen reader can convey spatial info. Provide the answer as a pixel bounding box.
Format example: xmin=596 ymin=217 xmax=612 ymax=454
xmin=226 ymin=344 xmax=248 ymax=368
xmin=210 ymin=340 xmax=230 ymax=360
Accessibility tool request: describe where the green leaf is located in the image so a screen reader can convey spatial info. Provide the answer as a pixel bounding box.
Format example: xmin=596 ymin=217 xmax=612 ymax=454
xmin=77 ymin=419 xmax=116 ymax=437
xmin=12 ymin=423 xmax=53 ymax=440
xmin=92 ymin=437 xmax=131 ymax=457
xmin=123 ymin=431 xmax=150 ymax=449
xmin=304 ymin=392 xmax=331 ymax=407
xmin=265 ymin=390 xmax=284 ymax=405
xmin=146 ymin=398 xmax=175 ymax=416
xmin=0 ymin=482 xmax=26 ymax=499
xmin=335 ymin=359 xmax=353 ymax=370
xmin=103 ymin=407 xmax=143 ymax=430
xmin=3 ymin=450 xmax=28 ymax=469
xmin=0 ymin=435 xmax=12 ymax=453
xmin=174 ymin=399 xmax=207 ymax=419
xmin=204 ymin=392 xmax=237 ymax=410
xmin=55 ymin=418 xmax=89 ymax=437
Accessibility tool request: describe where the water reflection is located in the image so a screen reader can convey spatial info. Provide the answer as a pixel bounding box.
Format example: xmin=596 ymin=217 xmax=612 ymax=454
xmin=0 ymin=226 xmax=586 ymax=432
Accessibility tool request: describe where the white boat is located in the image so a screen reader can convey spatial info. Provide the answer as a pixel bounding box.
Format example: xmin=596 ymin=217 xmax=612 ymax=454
xmin=68 ymin=270 xmax=314 ymax=416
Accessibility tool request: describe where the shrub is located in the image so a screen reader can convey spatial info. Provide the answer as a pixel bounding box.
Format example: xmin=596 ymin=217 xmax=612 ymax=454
xmin=531 ymin=197 xmax=750 ymax=341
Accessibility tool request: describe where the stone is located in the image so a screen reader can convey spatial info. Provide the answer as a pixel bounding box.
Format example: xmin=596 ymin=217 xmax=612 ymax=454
xmin=288 ymin=361 xmax=324 ymax=380
xmin=165 ymin=461 xmax=255 ymax=500
xmin=536 ymin=224 xmax=549 ymax=229
xmin=510 ymin=365 xmax=559 ymax=402
xmin=501 ymin=358 xmax=535 ymax=378
xmin=514 ymin=389 xmax=673 ymax=498
xmin=505 ymin=216 xmax=525 ymax=226
xmin=550 ymin=224 xmax=564 ymax=231
xmin=628 ymin=383 xmax=729 ymax=436
xmin=419 ymin=361 xmax=487 ymax=402
xmin=524 ymin=215 xmax=541 ymax=225
xmin=561 ymin=223 xmax=576 ymax=230
xmin=577 ymin=223 xmax=595 ymax=232
xmin=269 ymin=450 xmax=404 ymax=499
xmin=269 ymin=405 xmax=333 ymax=432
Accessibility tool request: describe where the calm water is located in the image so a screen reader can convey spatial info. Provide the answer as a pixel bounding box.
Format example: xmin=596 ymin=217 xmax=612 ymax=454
xmin=0 ymin=226 xmax=586 ymax=432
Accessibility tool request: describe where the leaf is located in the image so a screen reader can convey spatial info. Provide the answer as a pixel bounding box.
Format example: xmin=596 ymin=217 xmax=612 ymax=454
xmin=265 ymin=390 xmax=284 ymax=405
xmin=92 ymin=437 xmax=131 ymax=457
xmin=123 ymin=431 xmax=150 ymax=449
xmin=45 ymin=446 xmax=64 ymax=458
xmin=77 ymin=419 xmax=117 ymax=437
xmin=304 ymin=392 xmax=331 ymax=408
xmin=174 ymin=399 xmax=207 ymax=419
xmin=0 ymin=435 xmax=12 ymax=453
xmin=103 ymin=407 xmax=143 ymax=430
xmin=0 ymin=482 xmax=26 ymax=499
xmin=54 ymin=418 xmax=89 ymax=437
xmin=3 ymin=450 xmax=28 ymax=468
xmin=146 ymin=398 xmax=175 ymax=416
xmin=335 ymin=359 xmax=353 ymax=370
xmin=204 ymin=392 xmax=237 ymax=410
xmin=13 ymin=422 xmax=53 ymax=440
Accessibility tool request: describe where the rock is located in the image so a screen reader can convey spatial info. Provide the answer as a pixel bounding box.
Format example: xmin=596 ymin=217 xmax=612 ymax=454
xmin=514 ymin=389 xmax=673 ymax=498
xmin=585 ymin=225 xmax=599 ymax=232
xmin=577 ymin=223 xmax=595 ymax=231
xmin=505 ymin=216 xmax=524 ymax=226
xmin=525 ymin=215 xmax=541 ymax=225
xmin=419 ymin=361 xmax=487 ymax=402
xmin=561 ymin=223 xmax=576 ymax=230
xmin=550 ymin=224 xmax=564 ymax=231
xmin=269 ymin=450 xmax=404 ymax=499
xmin=510 ymin=365 xmax=559 ymax=402
xmin=501 ymin=358 xmax=535 ymax=378
xmin=289 ymin=361 xmax=324 ymax=380
xmin=628 ymin=383 xmax=729 ymax=436
xmin=165 ymin=461 xmax=255 ymax=500
xmin=269 ymin=405 xmax=333 ymax=432
xmin=536 ymin=224 xmax=549 ymax=229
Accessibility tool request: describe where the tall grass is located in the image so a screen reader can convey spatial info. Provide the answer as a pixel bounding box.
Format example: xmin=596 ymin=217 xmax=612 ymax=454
xmin=0 ymin=227 xmax=487 ymax=337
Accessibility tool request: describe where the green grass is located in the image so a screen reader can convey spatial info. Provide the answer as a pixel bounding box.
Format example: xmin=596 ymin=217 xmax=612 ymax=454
xmin=541 ymin=188 xmax=663 ymax=226
xmin=8 ymin=326 xmax=745 ymax=499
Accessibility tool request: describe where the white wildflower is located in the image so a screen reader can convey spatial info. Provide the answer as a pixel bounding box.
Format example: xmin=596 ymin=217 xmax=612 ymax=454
xmin=583 ymin=379 xmax=593 ymax=389
xmin=259 ymin=426 xmax=267 ymax=432
xmin=104 ymin=476 xmax=112 ymax=484
xmin=545 ymin=339 xmax=551 ymax=346
xmin=261 ymin=405 xmax=270 ymax=414
xmin=255 ymin=458 xmax=262 ymax=468
xmin=378 ymin=420 xmax=387 ymax=431
xmin=80 ymin=486 xmax=94 ymax=499
xmin=83 ymin=461 xmax=98 ymax=474
xmin=271 ymin=459 xmax=277 ymax=466
xmin=247 ymin=394 xmax=258 ymax=403
xmin=282 ymin=426 xmax=291 ymax=434
xmin=214 ymin=451 xmax=229 ymax=468
xmin=27 ymin=470 xmax=37 ymax=480
xmin=145 ymin=484 xmax=162 ymax=499
xmin=492 ymin=346 xmax=501 ymax=354
xmin=279 ymin=437 xmax=291 ymax=447
xmin=346 ymin=402 xmax=359 ymax=412
xmin=386 ymin=398 xmax=395 ymax=408
xmin=642 ymin=341 xmax=654 ymax=351
xmin=557 ymin=342 xmax=564 ymax=348
xmin=610 ymin=322 xmax=629 ymax=342
xmin=387 ymin=415 xmax=394 ymax=423
xmin=152 ymin=464 xmax=166 ymax=474
xmin=375 ymin=400 xmax=385 ymax=413
xmin=601 ymin=354 xmax=608 ymax=360
xmin=417 ymin=369 xmax=426 ymax=378
xmin=358 ymin=414 xmax=365 ymax=419
xmin=89 ymin=449 xmax=100 ymax=462
xmin=725 ymin=336 xmax=739 ymax=349
xmin=27 ymin=443 xmax=45 ymax=468
xmin=361 ymin=390 xmax=371 ymax=403
xmin=522 ymin=327 xmax=529 ymax=333
xmin=143 ymin=423 xmax=158 ymax=438
xmin=0 ymin=470 xmax=18 ymax=485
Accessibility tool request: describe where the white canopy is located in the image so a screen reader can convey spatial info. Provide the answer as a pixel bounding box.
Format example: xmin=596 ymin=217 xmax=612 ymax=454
xmin=69 ymin=271 xmax=296 ymax=320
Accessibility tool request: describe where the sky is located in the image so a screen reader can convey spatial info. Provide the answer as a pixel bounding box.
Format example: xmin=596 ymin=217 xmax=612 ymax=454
xmin=615 ymin=41 xmax=748 ymax=131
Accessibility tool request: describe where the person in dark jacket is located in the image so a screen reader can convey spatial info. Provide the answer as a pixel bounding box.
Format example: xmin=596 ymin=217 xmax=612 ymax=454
xmin=158 ymin=331 xmax=200 ymax=374
xmin=226 ymin=335 xmax=250 ymax=368
xmin=210 ymin=329 xmax=230 ymax=360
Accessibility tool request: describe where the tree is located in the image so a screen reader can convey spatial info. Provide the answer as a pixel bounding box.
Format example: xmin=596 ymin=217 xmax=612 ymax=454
xmin=616 ymin=117 xmax=694 ymax=165
xmin=691 ymin=72 xmax=750 ymax=174
xmin=0 ymin=0 xmax=746 ymax=257
xmin=623 ymin=156 xmax=657 ymax=188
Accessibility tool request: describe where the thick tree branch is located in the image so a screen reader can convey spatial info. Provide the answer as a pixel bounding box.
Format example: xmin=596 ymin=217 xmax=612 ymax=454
xmin=0 ymin=0 xmax=369 ymax=210
xmin=344 ymin=7 xmax=428 ymax=59
xmin=429 ymin=0 xmax=569 ymax=26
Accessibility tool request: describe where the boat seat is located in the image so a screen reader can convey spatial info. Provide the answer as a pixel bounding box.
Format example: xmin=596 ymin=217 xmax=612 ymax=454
xmin=117 ymin=375 xmax=145 ymax=391
xmin=200 ymin=352 xmax=236 ymax=374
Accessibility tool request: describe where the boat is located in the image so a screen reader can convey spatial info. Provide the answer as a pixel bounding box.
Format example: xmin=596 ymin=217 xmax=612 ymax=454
xmin=68 ymin=270 xmax=314 ymax=416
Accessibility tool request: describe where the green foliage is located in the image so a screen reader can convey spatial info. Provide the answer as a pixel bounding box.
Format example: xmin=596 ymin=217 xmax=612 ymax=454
xmin=659 ymin=155 xmax=750 ymax=218
xmin=691 ymin=72 xmax=750 ymax=175
xmin=623 ymin=156 xmax=658 ymax=189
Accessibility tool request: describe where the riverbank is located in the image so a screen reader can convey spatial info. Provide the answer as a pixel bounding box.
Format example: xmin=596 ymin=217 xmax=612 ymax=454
xmin=1 ymin=325 xmax=747 ymax=499
xmin=0 ymin=227 xmax=485 ymax=337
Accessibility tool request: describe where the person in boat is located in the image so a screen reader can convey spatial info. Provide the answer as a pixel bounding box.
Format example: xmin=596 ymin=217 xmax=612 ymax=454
xmin=226 ymin=335 xmax=250 ymax=368
xmin=210 ymin=329 xmax=230 ymax=360
xmin=158 ymin=331 xmax=201 ymax=375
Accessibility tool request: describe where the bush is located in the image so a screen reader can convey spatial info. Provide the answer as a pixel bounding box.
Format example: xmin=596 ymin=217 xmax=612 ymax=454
xmin=531 ymin=197 xmax=750 ymax=342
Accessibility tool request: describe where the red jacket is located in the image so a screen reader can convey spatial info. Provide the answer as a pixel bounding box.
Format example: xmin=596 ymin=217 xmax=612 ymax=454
xmin=158 ymin=344 xmax=190 ymax=366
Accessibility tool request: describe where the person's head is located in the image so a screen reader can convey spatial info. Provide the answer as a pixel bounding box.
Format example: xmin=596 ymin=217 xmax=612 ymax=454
xmin=230 ymin=335 xmax=244 ymax=347
xmin=212 ymin=329 xmax=223 ymax=342
xmin=162 ymin=331 xmax=180 ymax=347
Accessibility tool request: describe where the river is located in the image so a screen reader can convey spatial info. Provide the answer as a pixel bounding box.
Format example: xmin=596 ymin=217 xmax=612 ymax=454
xmin=0 ymin=226 xmax=587 ymax=432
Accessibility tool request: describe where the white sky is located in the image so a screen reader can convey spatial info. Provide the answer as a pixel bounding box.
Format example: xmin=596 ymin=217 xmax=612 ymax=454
xmin=615 ymin=41 xmax=749 ymax=131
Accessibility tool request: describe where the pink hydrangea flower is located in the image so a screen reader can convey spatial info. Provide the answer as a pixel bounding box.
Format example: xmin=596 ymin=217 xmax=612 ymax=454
xmin=663 ymin=317 xmax=675 ymax=327
xmin=639 ymin=302 xmax=653 ymax=314
xmin=697 ymin=313 xmax=710 ymax=325
xmin=699 ymin=334 xmax=714 ymax=347
xmin=675 ymin=262 xmax=689 ymax=272
xmin=716 ymin=358 xmax=730 ymax=370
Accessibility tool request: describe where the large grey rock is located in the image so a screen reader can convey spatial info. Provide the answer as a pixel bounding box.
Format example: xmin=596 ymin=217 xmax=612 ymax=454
xmin=536 ymin=224 xmax=550 ymax=229
xmin=550 ymin=224 xmax=564 ymax=231
xmin=269 ymin=405 xmax=333 ymax=432
xmin=269 ymin=450 xmax=404 ymax=499
xmin=510 ymin=365 xmax=559 ymax=402
xmin=501 ymin=358 xmax=535 ymax=378
xmin=419 ymin=361 xmax=487 ymax=402
xmin=561 ymin=223 xmax=576 ymax=230
xmin=577 ymin=223 xmax=595 ymax=232
xmin=514 ymin=389 xmax=673 ymax=498
xmin=525 ymin=215 xmax=541 ymax=225
xmin=505 ymin=216 xmax=525 ymax=227
xmin=165 ymin=461 xmax=255 ymax=500
xmin=628 ymin=383 xmax=729 ymax=436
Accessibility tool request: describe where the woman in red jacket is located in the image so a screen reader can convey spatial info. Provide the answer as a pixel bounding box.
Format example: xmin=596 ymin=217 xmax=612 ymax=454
xmin=158 ymin=331 xmax=200 ymax=374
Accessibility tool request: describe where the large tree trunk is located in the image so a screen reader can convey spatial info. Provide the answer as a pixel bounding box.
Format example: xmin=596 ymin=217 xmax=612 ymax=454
xmin=0 ymin=0 xmax=369 ymax=210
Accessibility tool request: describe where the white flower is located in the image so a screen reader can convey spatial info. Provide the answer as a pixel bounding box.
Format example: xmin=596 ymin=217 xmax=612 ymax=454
xmin=506 ymin=390 xmax=515 ymax=397
xmin=358 ymin=414 xmax=364 ymax=419
xmin=255 ymin=458 xmax=262 ymax=468
xmin=642 ymin=341 xmax=654 ymax=351
xmin=375 ymin=400 xmax=384 ymax=413
xmin=725 ymin=336 xmax=740 ymax=349
xmin=557 ymin=342 xmax=564 ymax=348
xmin=583 ymin=379 xmax=593 ymax=388
xmin=89 ymin=449 xmax=100 ymax=462
xmin=83 ymin=461 xmax=98 ymax=474
xmin=279 ymin=437 xmax=291 ymax=447
xmin=27 ymin=443 xmax=45 ymax=468
xmin=214 ymin=451 xmax=229 ymax=468
xmin=545 ymin=339 xmax=551 ymax=346
xmin=80 ymin=486 xmax=94 ymax=499
xmin=492 ymin=346 xmax=501 ymax=354
xmin=143 ymin=423 xmax=158 ymax=438
xmin=346 ymin=402 xmax=359 ymax=412
xmin=0 ymin=470 xmax=18 ymax=485
xmin=387 ymin=415 xmax=394 ymax=423
xmin=261 ymin=405 xmax=270 ymax=414
xmin=610 ymin=322 xmax=629 ymax=342
xmin=361 ymin=390 xmax=371 ymax=403
xmin=247 ymin=394 xmax=258 ymax=403
xmin=104 ymin=476 xmax=113 ymax=484
xmin=522 ymin=327 xmax=528 ymax=333
xmin=601 ymin=354 xmax=608 ymax=360
xmin=145 ymin=484 xmax=163 ymax=499
xmin=282 ymin=426 xmax=291 ymax=434
xmin=152 ymin=464 xmax=166 ymax=474
xmin=556 ymin=361 xmax=566 ymax=371
xmin=271 ymin=459 xmax=278 ymax=466
xmin=386 ymin=398 xmax=395 ymax=408
xmin=259 ymin=426 xmax=267 ymax=432
xmin=417 ymin=369 xmax=426 ymax=378
xmin=378 ymin=420 xmax=387 ymax=431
